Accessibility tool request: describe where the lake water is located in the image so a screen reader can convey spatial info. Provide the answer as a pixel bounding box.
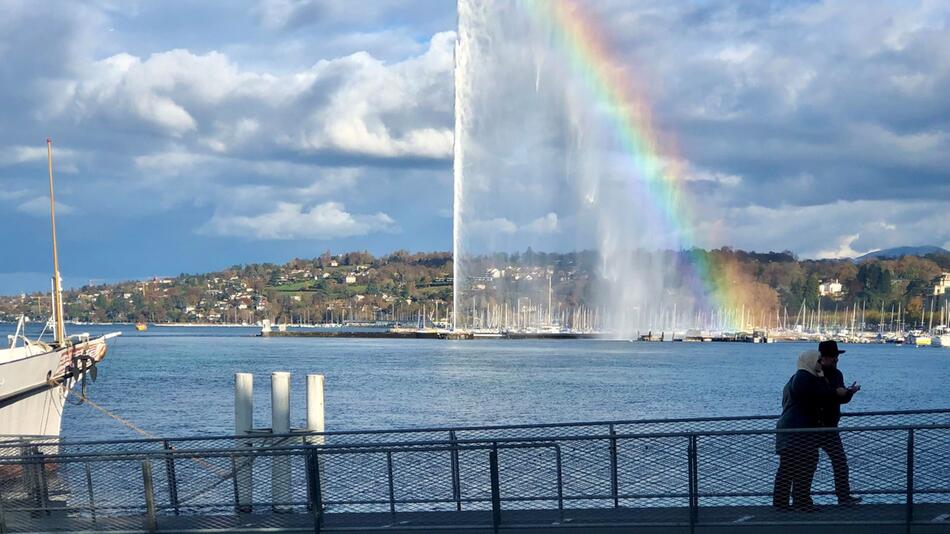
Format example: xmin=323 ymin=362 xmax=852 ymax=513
xmin=4 ymin=324 xmax=948 ymax=442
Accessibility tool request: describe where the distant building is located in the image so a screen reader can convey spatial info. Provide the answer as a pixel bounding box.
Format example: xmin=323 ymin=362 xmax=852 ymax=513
xmin=819 ymin=279 xmax=843 ymax=297
xmin=343 ymin=275 xmax=357 ymax=284
xmin=934 ymin=273 xmax=950 ymax=296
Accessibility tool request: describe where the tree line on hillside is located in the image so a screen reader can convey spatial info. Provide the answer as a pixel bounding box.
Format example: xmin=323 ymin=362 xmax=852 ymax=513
xmin=0 ymin=248 xmax=947 ymax=328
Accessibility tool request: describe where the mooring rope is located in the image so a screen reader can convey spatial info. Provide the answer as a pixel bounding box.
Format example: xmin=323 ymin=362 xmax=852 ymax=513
xmin=81 ymin=397 xmax=161 ymax=440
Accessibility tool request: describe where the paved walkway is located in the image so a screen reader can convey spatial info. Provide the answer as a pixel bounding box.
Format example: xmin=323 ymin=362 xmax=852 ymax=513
xmin=4 ymin=503 xmax=950 ymax=533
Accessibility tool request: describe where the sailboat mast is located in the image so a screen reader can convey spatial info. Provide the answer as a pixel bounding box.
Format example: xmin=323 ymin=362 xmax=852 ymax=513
xmin=47 ymin=138 xmax=66 ymax=345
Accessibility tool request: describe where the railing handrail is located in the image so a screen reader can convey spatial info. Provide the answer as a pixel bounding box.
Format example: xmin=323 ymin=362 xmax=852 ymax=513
xmin=3 ymin=406 xmax=948 ymax=450
xmin=2 ymin=421 xmax=948 ymax=464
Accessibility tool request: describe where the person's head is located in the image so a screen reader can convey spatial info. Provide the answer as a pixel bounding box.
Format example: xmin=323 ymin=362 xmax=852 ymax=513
xmin=797 ymin=350 xmax=823 ymax=377
xmin=818 ymin=340 xmax=846 ymax=369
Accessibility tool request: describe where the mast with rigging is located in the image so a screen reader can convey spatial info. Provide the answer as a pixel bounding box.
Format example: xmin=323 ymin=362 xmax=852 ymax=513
xmin=47 ymin=137 xmax=67 ymax=346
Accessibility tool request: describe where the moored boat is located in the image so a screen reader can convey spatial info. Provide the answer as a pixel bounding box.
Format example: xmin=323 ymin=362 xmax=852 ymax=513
xmin=0 ymin=139 xmax=120 ymax=439
xmin=907 ymin=332 xmax=931 ymax=346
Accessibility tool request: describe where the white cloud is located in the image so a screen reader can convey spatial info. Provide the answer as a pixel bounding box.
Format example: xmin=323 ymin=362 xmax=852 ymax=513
xmin=134 ymin=150 xmax=211 ymax=175
xmin=815 ymin=233 xmax=865 ymax=259
xmin=524 ymin=212 xmax=560 ymax=234
xmin=198 ymin=201 xmax=397 ymax=240
xmin=710 ymin=199 xmax=950 ymax=258
xmin=16 ymin=196 xmax=74 ymax=217
xmin=0 ymin=145 xmax=78 ymax=168
xmin=469 ymin=217 xmax=518 ymax=236
xmin=61 ymin=33 xmax=455 ymax=160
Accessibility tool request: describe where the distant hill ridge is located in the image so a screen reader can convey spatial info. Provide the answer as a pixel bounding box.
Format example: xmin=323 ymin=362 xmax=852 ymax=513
xmin=857 ymin=245 xmax=950 ymax=261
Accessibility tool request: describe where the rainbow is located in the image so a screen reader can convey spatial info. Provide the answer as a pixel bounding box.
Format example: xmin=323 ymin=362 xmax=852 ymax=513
xmin=524 ymin=0 xmax=749 ymax=329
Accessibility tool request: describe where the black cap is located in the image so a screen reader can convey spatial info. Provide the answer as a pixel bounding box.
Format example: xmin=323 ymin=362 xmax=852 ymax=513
xmin=818 ymin=340 xmax=846 ymax=357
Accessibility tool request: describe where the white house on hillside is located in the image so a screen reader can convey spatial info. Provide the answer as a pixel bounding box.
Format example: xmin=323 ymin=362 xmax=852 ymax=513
xmin=819 ymin=279 xmax=843 ymax=297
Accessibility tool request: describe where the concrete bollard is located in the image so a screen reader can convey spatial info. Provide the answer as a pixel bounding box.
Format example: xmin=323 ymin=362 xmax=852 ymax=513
xmin=306 ymin=374 xmax=325 ymax=444
xmin=234 ymin=373 xmax=254 ymax=512
xmin=271 ymin=372 xmax=291 ymax=512
xmin=306 ymin=374 xmax=326 ymax=501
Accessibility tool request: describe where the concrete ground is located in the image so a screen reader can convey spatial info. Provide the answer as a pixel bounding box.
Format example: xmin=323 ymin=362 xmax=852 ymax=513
xmin=3 ymin=503 xmax=950 ymax=533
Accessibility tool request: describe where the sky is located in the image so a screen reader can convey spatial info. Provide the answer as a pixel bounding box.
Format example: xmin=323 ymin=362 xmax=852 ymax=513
xmin=0 ymin=0 xmax=948 ymax=294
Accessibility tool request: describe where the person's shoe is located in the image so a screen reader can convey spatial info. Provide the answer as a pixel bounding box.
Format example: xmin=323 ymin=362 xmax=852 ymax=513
xmin=772 ymin=504 xmax=793 ymax=512
xmin=838 ymin=495 xmax=862 ymax=506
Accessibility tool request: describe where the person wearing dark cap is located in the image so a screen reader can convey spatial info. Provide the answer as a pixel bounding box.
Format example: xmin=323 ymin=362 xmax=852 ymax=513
xmin=817 ymin=340 xmax=862 ymax=505
xmin=773 ymin=350 xmax=844 ymax=512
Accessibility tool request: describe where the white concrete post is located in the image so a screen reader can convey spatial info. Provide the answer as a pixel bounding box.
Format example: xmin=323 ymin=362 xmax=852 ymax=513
xmin=306 ymin=374 xmax=326 ymax=497
xmin=234 ymin=373 xmax=254 ymax=512
xmin=306 ymin=374 xmax=325 ymax=444
xmin=271 ymin=372 xmax=291 ymax=511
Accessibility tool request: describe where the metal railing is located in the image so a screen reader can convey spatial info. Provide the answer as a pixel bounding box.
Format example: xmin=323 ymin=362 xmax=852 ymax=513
xmin=3 ymin=407 xmax=949 ymax=456
xmin=0 ymin=410 xmax=949 ymax=532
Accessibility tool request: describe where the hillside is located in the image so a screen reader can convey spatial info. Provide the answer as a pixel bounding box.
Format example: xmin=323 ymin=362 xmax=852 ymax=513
xmin=1 ymin=247 xmax=948 ymax=328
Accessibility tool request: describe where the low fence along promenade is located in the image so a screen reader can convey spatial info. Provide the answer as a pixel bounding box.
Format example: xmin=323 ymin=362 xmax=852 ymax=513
xmin=1 ymin=409 xmax=949 ymax=532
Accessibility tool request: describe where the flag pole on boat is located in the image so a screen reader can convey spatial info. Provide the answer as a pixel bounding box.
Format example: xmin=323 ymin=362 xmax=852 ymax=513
xmin=47 ymin=137 xmax=66 ymax=346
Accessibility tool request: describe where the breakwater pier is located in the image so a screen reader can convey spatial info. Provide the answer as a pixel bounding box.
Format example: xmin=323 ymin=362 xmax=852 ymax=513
xmin=258 ymin=328 xmax=604 ymax=340
xmin=2 ymin=408 xmax=949 ymax=533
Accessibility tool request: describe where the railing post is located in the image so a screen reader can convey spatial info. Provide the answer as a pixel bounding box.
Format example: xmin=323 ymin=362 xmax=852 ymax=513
xmin=609 ymin=424 xmax=619 ymax=508
xmin=0 ymin=484 xmax=8 ymax=534
xmin=906 ymin=428 xmax=915 ymax=533
xmin=489 ymin=443 xmax=501 ymax=534
xmin=554 ymin=445 xmax=564 ymax=523
xmin=231 ymin=455 xmax=243 ymax=514
xmin=163 ymin=440 xmax=180 ymax=515
xmin=84 ymin=462 xmax=97 ymax=524
xmin=306 ymin=449 xmax=324 ymax=534
xmin=141 ymin=460 xmax=158 ymax=533
xmin=687 ymin=434 xmax=698 ymax=533
xmin=449 ymin=430 xmax=462 ymax=511
xmin=27 ymin=446 xmax=50 ymax=516
xmin=387 ymin=451 xmax=396 ymax=517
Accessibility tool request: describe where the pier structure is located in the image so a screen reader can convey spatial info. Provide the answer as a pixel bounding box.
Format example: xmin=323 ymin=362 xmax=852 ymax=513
xmin=1 ymin=409 xmax=949 ymax=532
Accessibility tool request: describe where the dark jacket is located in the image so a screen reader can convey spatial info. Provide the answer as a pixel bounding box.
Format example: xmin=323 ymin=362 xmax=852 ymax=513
xmin=819 ymin=366 xmax=854 ymax=427
xmin=775 ymin=370 xmax=838 ymax=453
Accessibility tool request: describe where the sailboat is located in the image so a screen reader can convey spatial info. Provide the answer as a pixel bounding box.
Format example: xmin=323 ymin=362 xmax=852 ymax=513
xmin=0 ymin=139 xmax=120 ymax=438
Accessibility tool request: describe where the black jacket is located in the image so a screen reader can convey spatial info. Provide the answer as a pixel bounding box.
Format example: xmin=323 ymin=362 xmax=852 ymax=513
xmin=775 ymin=370 xmax=838 ymax=453
xmin=819 ymin=366 xmax=854 ymax=427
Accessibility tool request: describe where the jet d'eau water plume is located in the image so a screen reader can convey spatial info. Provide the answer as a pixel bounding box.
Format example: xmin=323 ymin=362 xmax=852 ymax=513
xmin=454 ymin=1 xmax=775 ymax=336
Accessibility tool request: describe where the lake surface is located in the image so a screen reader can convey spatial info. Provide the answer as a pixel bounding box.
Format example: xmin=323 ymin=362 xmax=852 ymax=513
xmin=4 ymin=324 xmax=948 ymax=442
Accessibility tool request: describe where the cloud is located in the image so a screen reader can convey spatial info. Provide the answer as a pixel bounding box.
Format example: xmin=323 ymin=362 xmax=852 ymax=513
xmin=815 ymin=234 xmax=865 ymax=259
xmin=198 ymin=201 xmax=397 ymax=240
xmin=469 ymin=217 xmax=518 ymax=236
xmin=15 ymin=196 xmax=74 ymax=216
xmin=0 ymin=145 xmax=78 ymax=169
xmin=59 ymin=33 xmax=455 ymax=162
xmin=524 ymin=212 xmax=560 ymax=234
xmin=705 ymin=199 xmax=950 ymax=258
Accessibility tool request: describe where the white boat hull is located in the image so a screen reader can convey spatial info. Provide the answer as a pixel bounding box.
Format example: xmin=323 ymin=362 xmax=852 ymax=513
xmin=0 ymin=337 xmax=109 ymax=438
